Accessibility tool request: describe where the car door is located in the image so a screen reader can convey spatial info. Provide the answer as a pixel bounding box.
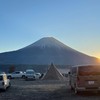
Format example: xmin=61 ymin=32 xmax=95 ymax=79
xmin=12 ymin=72 xmax=19 ymax=78
xmin=15 ymin=72 xmax=21 ymax=78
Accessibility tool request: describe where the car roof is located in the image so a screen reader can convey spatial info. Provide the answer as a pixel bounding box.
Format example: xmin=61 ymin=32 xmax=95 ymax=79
xmin=26 ymin=69 xmax=34 ymax=71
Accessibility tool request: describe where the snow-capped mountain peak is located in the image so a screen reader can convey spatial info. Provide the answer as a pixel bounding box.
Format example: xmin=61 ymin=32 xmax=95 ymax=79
xmin=25 ymin=37 xmax=70 ymax=49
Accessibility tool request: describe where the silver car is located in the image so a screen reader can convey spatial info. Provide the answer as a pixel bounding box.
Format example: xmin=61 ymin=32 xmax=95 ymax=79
xmin=7 ymin=71 xmax=25 ymax=79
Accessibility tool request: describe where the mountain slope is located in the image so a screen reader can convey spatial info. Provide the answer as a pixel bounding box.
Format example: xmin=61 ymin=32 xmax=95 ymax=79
xmin=0 ymin=37 xmax=99 ymax=65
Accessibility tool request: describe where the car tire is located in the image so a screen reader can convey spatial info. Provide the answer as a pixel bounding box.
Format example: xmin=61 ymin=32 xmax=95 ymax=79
xmin=71 ymin=86 xmax=74 ymax=90
xmin=8 ymin=76 xmax=12 ymax=79
xmin=25 ymin=77 xmax=28 ymax=81
xmin=22 ymin=75 xmax=25 ymax=79
xmin=74 ymin=87 xmax=80 ymax=94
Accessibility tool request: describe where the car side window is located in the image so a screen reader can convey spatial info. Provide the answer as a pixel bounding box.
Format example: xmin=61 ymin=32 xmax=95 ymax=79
xmin=16 ymin=72 xmax=20 ymax=74
xmin=13 ymin=72 xmax=16 ymax=74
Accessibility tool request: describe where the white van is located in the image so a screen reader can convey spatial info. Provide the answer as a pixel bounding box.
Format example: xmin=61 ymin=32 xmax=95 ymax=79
xmin=0 ymin=72 xmax=11 ymax=90
xmin=25 ymin=69 xmax=36 ymax=80
xmin=70 ymin=65 xmax=100 ymax=94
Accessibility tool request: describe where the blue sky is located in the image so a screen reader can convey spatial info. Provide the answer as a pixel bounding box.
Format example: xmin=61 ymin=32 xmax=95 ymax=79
xmin=0 ymin=0 xmax=100 ymax=58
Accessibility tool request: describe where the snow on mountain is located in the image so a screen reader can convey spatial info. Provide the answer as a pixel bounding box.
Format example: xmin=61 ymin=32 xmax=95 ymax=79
xmin=0 ymin=37 xmax=99 ymax=65
xmin=21 ymin=37 xmax=72 ymax=50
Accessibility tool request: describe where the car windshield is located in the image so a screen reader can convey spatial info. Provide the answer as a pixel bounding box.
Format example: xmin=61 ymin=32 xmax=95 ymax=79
xmin=26 ymin=71 xmax=34 ymax=74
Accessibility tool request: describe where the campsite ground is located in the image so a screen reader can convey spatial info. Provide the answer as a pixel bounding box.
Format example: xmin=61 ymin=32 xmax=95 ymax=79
xmin=0 ymin=79 xmax=100 ymax=100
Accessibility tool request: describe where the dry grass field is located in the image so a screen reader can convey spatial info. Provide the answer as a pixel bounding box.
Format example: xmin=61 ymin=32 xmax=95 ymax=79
xmin=0 ymin=79 xmax=100 ymax=100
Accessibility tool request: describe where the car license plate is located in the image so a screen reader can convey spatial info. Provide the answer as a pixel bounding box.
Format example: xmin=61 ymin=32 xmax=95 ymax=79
xmin=88 ymin=81 xmax=94 ymax=85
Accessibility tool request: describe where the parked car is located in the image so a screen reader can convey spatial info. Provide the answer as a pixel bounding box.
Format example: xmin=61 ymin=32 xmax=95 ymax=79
xmin=25 ymin=69 xmax=36 ymax=80
xmin=70 ymin=65 xmax=100 ymax=94
xmin=0 ymin=72 xmax=11 ymax=91
xmin=35 ymin=73 xmax=41 ymax=79
xmin=7 ymin=71 xmax=25 ymax=79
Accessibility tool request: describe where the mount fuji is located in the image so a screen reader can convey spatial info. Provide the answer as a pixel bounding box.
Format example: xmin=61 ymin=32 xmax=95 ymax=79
xmin=0 ymin=37 xmax=99 ymax=65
